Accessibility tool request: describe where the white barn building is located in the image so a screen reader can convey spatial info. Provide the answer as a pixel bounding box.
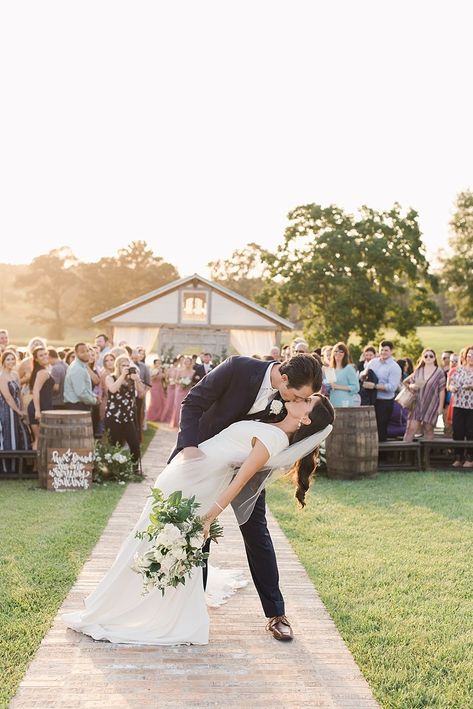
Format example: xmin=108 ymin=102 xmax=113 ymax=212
xmin=92 ymin=274 xmax=294 ymax=358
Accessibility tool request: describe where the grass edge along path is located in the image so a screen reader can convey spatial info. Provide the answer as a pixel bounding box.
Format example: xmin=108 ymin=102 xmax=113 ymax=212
xmin=0 ymin=426 xmax=157 ymax=708
xmin=267 ymin=471 xmax=473 ymax=709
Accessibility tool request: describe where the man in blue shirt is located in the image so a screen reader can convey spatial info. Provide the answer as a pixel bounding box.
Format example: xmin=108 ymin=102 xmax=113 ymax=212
xmin=64 ymin=342 xmax=99 ymax=412
xmin=362 ymin=340 xmax=402 ymax=441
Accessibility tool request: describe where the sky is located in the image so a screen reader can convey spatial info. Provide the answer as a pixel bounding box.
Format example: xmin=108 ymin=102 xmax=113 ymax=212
xmin=1 ymin=1 xmax=472 ymax=278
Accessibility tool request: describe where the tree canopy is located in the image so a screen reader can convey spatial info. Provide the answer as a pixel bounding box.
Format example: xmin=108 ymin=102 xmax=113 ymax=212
xmin=76 ymin=240 xmax=179 ymax=323
xmin=15 ymin=247 xmax=79 ymax=339
xmin=207 ymin=243 xmax=270 ymax=301
xmin=15 ymin=241 xmax=179 ymax=337
xmin=258 ymin=202 xmax=439 ymax=345
xmin=440 ymin=190 xmax=473 ymax=323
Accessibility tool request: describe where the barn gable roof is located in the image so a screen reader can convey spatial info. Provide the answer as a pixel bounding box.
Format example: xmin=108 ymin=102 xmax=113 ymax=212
xmin=92 ymin=273 xmax=294 ymax=330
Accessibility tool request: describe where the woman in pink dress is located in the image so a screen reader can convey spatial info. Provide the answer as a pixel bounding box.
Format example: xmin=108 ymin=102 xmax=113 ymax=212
xmin=160 ymin=358 xmax=179 ymax=424
xmin=146 ymin=358 xmax=166 ymax=422
xmin=169 ymin=356 xmax=197 ymax=429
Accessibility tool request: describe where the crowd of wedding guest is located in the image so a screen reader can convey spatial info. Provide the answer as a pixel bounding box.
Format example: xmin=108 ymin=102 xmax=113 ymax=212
xmin=1 ymin=326 xmax=472 ymax=473
xmin=262 ymin=337 xmax=473 ymax=468
xmin=0 ymin=328 xmax=217 ymax=474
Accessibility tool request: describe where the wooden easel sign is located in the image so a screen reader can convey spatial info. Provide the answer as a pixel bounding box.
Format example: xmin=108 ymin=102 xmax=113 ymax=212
xmin=47 ymin=448 xmax=94 ymax=491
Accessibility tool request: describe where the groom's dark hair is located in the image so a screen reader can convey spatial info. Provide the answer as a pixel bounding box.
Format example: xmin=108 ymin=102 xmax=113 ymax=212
xmin=279 ymin=353 xmax=323 ymax=393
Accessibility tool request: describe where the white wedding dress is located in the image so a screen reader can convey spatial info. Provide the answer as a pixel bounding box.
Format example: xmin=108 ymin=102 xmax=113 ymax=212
xmin=63 ymin=421 xmax=331 ymax=646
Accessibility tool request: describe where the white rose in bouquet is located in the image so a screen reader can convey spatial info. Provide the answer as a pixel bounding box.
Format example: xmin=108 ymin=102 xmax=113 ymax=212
xmin=156 ymin=523 xmax=184 ymax=547
xmin=132 ymin=551 xmax=153 ymax=572
xmin=172 ymin=546 xmax=188 ymax=561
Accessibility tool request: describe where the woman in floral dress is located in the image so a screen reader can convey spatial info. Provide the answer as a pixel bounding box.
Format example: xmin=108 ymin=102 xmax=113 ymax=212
xmin=105 ymin=355 xmax=146 ymax=472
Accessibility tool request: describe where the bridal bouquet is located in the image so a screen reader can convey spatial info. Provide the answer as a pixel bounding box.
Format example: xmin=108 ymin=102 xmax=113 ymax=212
xmin=133 ymin=489 xmax=223 ymax=595
xmin=179 ymin=376 xmax=194 ymax=389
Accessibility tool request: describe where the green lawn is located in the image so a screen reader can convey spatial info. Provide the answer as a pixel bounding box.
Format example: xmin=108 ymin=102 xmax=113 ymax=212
xmin=1 ymin=428 xmax=156 ymax=708
xmin=267 ymin=472 xmax=473 ymax=709
xmin=284 ymin=325 xmax=473 ymax=358
xmin=417 ymin=326 xmax=473 ymax=355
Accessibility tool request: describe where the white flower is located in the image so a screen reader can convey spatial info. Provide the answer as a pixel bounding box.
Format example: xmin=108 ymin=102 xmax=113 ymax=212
xmin=153 ymin=547 xmax=165 ymax=562
xmin=133 ymin=551 xmax=152 ymax=571
xmin=171 ymin=546 xmax=188 ymax=561
xmin=270 ymin=399 xmax=283 ymax=415
xmin=104 ymin=453 xmax=112 ymax=461
xmin=155 ymin=523 xmax=184 ymax=547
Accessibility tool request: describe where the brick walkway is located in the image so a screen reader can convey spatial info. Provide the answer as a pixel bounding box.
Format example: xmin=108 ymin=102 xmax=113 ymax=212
xmin=12 ymin=426 xmax=379 ymax=708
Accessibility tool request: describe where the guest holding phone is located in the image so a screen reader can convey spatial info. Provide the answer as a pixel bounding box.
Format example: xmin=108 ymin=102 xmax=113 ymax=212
xmin=105 ymin=355 xmax=145 ymax=473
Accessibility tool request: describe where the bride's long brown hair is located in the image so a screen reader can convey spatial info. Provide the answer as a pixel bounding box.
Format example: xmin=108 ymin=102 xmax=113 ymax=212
xmin=286 ymin=395 xmax=335 ymax=507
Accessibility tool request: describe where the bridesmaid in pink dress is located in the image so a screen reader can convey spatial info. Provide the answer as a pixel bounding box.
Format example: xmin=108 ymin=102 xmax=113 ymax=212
xmin=146 ymin=359 xmax=166 ymax=422
xmin=160 ymin=358 xmax=179 ymax=424
xmin=169 ymin=356 xmax=196 ymax=429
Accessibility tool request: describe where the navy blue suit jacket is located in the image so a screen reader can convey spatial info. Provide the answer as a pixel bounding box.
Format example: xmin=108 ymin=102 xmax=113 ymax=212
xmin=175 ymin=356 xmax=274 ymax=452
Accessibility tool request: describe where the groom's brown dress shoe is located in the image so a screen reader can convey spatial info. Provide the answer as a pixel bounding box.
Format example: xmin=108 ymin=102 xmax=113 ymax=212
xmin=266 ymin=615 xmax=294 ymax=641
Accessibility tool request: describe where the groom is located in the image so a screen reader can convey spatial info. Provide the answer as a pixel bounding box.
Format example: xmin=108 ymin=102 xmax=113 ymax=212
xmin=170 ymin=353 xmax=323 ymax=641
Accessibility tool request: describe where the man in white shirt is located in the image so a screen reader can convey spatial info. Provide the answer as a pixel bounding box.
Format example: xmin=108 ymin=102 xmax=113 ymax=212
xmin=362 ymin=340 xmax=402 ymax=441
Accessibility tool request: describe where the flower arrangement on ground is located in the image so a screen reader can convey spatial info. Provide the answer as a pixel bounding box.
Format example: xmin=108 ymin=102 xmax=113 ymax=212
xmin=93 ymin=439 xmax=142 ymax=484
xmin=133 ymin=489 xmax=223 ymax=595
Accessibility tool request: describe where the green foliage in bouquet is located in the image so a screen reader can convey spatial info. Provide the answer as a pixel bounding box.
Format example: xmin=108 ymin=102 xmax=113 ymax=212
xmin=93 ymin=439 xmax=142 ymax=484
xmin=133 ymin=489 xmax=224 ymax=595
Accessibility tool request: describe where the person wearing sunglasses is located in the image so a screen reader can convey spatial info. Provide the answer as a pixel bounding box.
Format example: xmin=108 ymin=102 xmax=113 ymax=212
xmin=402 ymin=349 xmax=446 ymax=442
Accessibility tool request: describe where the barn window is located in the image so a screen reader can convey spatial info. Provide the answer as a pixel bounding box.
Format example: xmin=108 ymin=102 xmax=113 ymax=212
xmin=181 ymin=290 xmax=208 ymax=323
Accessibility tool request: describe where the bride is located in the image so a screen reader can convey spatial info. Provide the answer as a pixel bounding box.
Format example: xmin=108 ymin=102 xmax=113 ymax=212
xmin=63 ymin=394 xmax=333 ymax=645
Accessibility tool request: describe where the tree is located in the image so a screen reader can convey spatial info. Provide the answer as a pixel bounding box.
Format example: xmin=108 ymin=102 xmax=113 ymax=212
xmin=440 ymin=189 xmax=473 ymax=323
xmin=76 ymin=241 xmax=179 ymax=324
xmin=258 ymin=203 xmax=439 ymax=345
xmin=15 ymin=247 xmax=79 ymax=339
xmin=207 ymin=243 xmax=270 ymax=301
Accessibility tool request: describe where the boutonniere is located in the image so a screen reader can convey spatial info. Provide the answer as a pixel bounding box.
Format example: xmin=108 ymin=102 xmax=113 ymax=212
xmin=270 ymin=399 xmax=283 ymax=415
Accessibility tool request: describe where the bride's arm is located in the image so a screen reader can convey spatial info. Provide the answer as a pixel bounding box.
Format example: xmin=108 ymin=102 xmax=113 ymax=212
xmin=201 ymin=438 xmax=270 ymax=538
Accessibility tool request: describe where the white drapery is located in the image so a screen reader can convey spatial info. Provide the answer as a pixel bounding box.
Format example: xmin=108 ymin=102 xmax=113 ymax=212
xmin=229 ymin=329 xmax=275 ymax=357
xmin=112 ymin=327 xmax=159 ymax=354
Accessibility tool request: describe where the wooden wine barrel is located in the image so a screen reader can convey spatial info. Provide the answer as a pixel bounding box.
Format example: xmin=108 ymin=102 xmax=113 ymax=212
xmin=325 ymin=406 xmax=378 ymax=479
xmin=37 ymin=410 xmax=94 ymax=490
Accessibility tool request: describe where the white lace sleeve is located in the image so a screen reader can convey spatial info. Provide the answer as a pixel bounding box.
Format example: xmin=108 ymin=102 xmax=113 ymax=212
xmin=231 ymin=424 xmax=333 ymax=525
